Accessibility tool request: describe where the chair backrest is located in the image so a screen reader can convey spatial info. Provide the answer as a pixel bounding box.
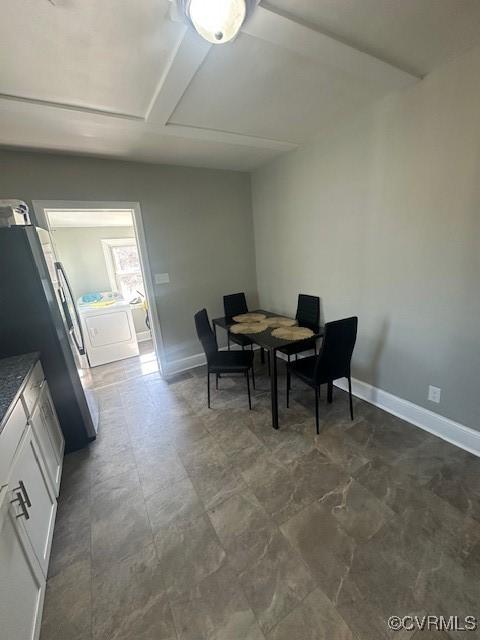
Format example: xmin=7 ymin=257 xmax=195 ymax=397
xmin=194 ymin=308 xmax=218 ymax=362
xmin=296 ymin=294 xmax=320 ymax=330
xmin=315 ymin=317 xmax=358 ymax=382
xmin=223 ymin=292 xmax=248 ymax=320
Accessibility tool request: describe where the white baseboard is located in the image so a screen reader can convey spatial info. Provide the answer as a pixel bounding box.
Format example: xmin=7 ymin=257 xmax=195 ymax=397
xmin=334 ymin=377 xmax=480 ymax=458
xmin=166 ymin=352 xmax=206 ymax=376
xmin=164 ymin=349 xmax=480 ymax=458
xmin=136 ymin=330 xmax=152 ymax=343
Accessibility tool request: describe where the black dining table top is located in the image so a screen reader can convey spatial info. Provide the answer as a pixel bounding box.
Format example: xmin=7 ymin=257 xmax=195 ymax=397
xmin=212 ymin=309 xmax=324 ymax=351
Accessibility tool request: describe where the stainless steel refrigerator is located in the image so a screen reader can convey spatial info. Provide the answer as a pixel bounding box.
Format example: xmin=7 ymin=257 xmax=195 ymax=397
xmin=0 ymin=224 xmax=98 ymax=452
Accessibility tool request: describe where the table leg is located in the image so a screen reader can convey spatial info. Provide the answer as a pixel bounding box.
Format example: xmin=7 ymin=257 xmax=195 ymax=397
xmin=270 ymin=348 xmax=279 ymax=429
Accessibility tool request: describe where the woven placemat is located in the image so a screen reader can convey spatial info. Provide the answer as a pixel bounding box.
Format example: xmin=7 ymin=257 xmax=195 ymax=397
xmin=271 ymin=326 xmax=314 ymax=340
xmin=263 ymin=316 xmax=297 ymax=328
xmin=232 ymin=313 xmax=267 ymax=323
xmin=230 ymin=321 xmax=269 ymax=334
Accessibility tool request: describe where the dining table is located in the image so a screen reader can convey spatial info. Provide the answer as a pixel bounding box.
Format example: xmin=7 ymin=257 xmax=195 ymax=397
xmin=212 ymin=309 xmax=324 ymax=429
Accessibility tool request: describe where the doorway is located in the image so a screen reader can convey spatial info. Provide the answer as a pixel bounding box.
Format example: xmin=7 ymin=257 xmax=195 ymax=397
xmin=33 ymin=201 xmax=164 ymax=387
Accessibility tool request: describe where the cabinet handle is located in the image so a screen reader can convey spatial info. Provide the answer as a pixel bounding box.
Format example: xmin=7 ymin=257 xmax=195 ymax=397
xmin=18 ymin=480 xmax=32 ymax=508
xmin=11 ymin=492 xmax=30 ymax=520
xmin=12 ymin=481 xmax=32 ymax=508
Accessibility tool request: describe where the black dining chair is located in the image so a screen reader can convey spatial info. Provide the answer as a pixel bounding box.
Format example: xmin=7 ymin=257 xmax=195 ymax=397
xmin=195 ymin=308 xmax=255 ymax=409
xmin=223 ymin=292 xmax=255 ymax=352
xmin=278 ymin=294 xmax=320 ymax=362
xmin=286 ymin=316 xmax=358 ymax=434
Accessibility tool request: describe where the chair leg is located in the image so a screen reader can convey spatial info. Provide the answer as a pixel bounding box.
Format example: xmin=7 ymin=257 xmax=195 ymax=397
xmin=215 ymin=373 xmax=219 ymax=390
xmin=286 ymin=370 xmax=290 ymax=408
xmin=295 ymin=354 xmax=298 ymax=361
xmin=242 ymin=345 xmax=245 ymax=351
xmin=251 ymin=365 xmax=255 ymax=390
xmin=246 ymin=370 xmax=252 ymax=410
xmin=267 ymin=351 xmax=271 ymax=376
xmin=207 ymin=372 xmax=211 ymax=409
xmin=327 ymin=381 xmax=333 ymax=404
xmin=227 ymin=334 xmax=231 ymax=350
xmin=348 ymin=376 xmax=354 ymax=420
xmin=315 ymin=386 xmax=320 ymax=434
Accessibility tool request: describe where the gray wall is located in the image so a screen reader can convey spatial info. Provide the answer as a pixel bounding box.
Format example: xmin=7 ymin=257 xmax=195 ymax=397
xmin=252 ymin=44 xmax=480 ymax=430
xmin=51 ymin=225 xmax=147 ymax=335
xmin=0 ymin=150 xmax=256 ymax=364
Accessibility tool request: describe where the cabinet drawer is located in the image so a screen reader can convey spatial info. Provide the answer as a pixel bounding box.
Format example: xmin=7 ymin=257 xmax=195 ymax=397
xmin=21 ymin=361 xmax=45 ymax=417
xmin=0 ymin=400 xmax=28 ymax=488
xmin=30 ymin=385 xmax=64 ymax=496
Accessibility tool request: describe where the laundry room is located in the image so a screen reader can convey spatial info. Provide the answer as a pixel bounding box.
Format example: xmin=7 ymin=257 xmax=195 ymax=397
xmin=44 ymin=207 xmax=158 ymax=386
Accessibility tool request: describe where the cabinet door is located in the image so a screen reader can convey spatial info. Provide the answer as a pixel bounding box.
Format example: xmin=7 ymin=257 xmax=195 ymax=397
xmin=0 ymin=503 xmax=45 ymax=640
xmin=31 ymin=385 xmax=64 ymax=496
xmin=9 ymin=429 xmax=57 ymax=577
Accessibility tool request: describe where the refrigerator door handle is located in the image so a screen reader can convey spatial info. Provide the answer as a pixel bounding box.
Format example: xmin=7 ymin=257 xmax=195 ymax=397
xmin=55 ymin=261 xmax=86 ymax=356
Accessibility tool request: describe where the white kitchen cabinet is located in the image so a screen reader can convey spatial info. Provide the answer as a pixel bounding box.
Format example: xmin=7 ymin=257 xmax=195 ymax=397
xmin=0 ymin=355 xmax=65 ymax=640
xmin=0 ymin=488 xmax=45 ymax=640
xmin=8 ymin=426 xmax=57 ymax=576
xmin=30 ymin=384 xmax=64 ymax=496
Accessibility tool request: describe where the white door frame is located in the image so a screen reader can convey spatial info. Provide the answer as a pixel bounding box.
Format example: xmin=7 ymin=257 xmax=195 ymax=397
xmin=32 ymin=200 xmax=166 ymax=376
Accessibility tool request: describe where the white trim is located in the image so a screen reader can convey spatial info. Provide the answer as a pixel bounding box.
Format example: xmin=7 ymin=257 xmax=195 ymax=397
xmin=129 ymin=201 xmax=167 ymax=376
xmin=166 ymin=352 xmax=207 ymax=377
xmin=136 ymin=330 xmax=152 ymax=343
xmin=163 ymin=123 xmax=298 ymax=152
xmin=334 ymin=377 xmax=480 ymax=458
xmin=163 ymin=348 xmax=480 ymax=457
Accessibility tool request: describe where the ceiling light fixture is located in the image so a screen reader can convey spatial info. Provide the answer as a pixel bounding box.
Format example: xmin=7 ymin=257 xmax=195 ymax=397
xmin=174 ymin=0 xmax=257 ymax=45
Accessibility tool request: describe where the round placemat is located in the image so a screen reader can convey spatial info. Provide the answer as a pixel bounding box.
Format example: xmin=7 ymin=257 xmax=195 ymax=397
xmin=263 ymin=316 xmax=297 ymax=328
xmin=230 ymin=322 xmax=269 ymax=334
xmin=232 ymin=313 xmax=267 ymax=323
xmin=271 ymin=326 xmax=314 ymax=340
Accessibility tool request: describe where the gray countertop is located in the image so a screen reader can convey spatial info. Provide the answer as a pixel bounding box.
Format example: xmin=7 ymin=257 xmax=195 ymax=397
xmin=0 ymin=352 xmax=40 ymax=431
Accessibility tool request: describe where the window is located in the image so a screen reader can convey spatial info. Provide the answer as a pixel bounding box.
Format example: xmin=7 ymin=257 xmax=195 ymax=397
xmin=102 ymin=238 xmax=145 ymax=302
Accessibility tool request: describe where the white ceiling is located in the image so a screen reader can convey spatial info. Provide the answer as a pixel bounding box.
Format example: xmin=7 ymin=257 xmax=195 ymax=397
xmin=47 ymin=209 xmax=134 ymax=228
xmin=1 ymin=0 xmax=480 ymax=171
xmin=171 ymin=33 xmax=377 ymax=143
xmin=266 ymin=0 xmax=480 ymax=77
xmin=1 ymin=0 xmax=181 ymax=116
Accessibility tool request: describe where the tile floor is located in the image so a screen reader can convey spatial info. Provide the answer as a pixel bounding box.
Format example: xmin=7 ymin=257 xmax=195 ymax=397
xmin=40 ymin=354 xmax=479 ymax=640
xmin=79 ymin=339 xmax=159 ymax=390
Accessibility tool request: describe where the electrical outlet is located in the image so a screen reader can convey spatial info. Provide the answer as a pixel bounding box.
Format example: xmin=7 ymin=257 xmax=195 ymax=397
xmin=154 ymin=273 xmax=170 ymax=285
xmin=428 ymin=385 xmax=441 ymax=403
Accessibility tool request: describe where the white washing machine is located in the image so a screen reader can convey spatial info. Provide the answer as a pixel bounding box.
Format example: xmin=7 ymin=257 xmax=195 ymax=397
xmin=78 ymin=292 xmax=139 ymax=367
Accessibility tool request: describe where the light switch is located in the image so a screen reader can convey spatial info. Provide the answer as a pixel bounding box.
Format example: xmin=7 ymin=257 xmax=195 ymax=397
xmin=154 ymin=273 xmax=170 ymax=285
